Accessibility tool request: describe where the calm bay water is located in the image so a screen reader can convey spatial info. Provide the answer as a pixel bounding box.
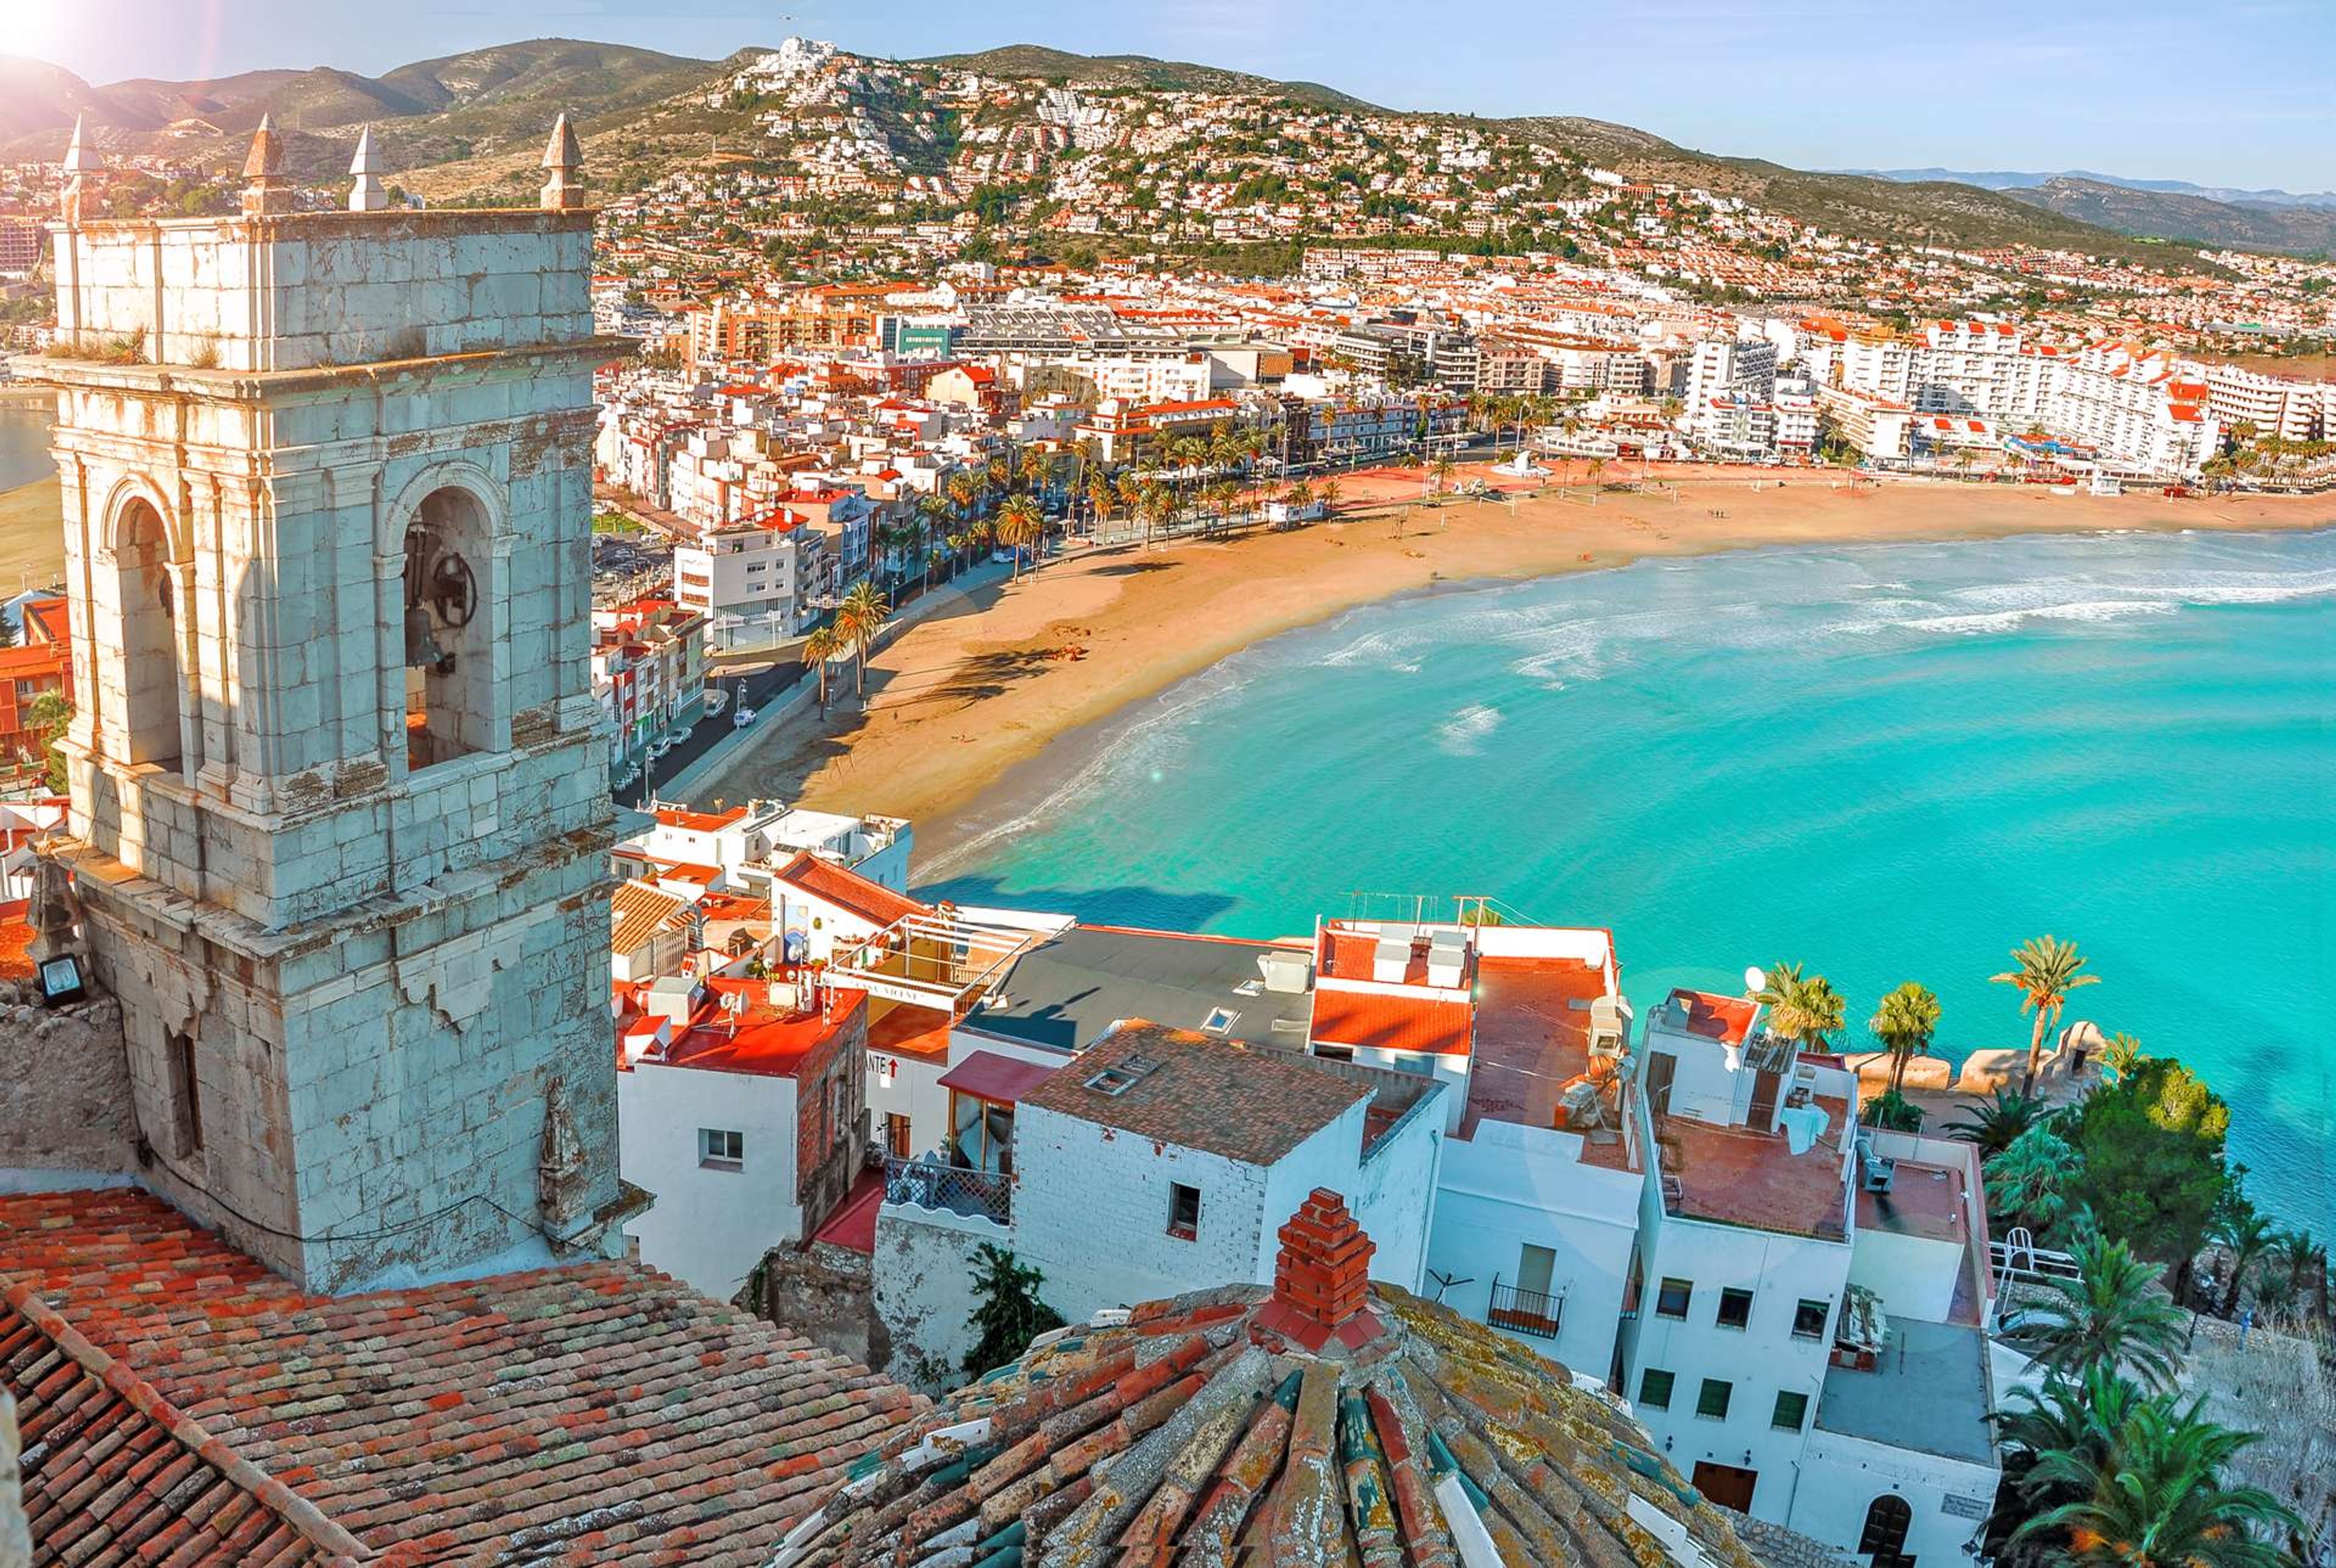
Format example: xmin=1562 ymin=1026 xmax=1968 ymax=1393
xmin=928 ymin=527 xmax=2336 ymax=1233
xmin=0 ymin=400 xmax=53 ymax=491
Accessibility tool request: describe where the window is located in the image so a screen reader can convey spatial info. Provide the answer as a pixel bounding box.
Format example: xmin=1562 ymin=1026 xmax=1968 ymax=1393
xmin=1167 ymin=1182 xmax=1201 ymax=1239
xmin=1793 ymin=1298 xmax=1831 ymax=1340
xmin=1655 ymin=1277 xmax=1693 ymax=1319
xmin=1772 ymin=1390 xmax=1809 ymax=1431
xmin=1696 ymin=1378 xmax=1733 ymax=1420
xmin=1637 ymin=1369 xmax=1675 ymax=1410
xmin=699 ymin=1128 xmax=744 ymax=1170
xmin=1200 ymin=1007 xmax=1239 ymax=1035
xmin=1717 ymin=1287 xmax=1754 ymax=1330
xmin=165 ymin=1029 xmax=201 ymax=1156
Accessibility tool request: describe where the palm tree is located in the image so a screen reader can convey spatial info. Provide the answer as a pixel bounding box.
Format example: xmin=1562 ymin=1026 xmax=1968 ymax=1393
xmin=1755 ymin=962 xmax=1846 ymax=1051
xmin=2012 ymin=1396 xmax=2297 ymax=1568
xmin=2271 ymin=1229 xmax=2325 ymax=1323
xmin=995 ymin=494 xmax=1043 ymax=581
xmin=1987 ymin=1122 xmax=2076 ymax=1238
xmin=2214 ymin=1209 xmax=2279 ymax=1317
xmin=1018 ymin=446 xmax=1052 ymax=495
xmin=1947 ymin=1086 xmax=2049 ymax=1157
xmin=836 ymin=581 xmax=891 ymax=698
xmin=945 ymin=470 xmax=981 ymax=523
xmin=801 ymin=625 xmax=841 ymax=713
xmin=1995 ymin=1359 xmax=2150 ymax=1510
xmin=1086 ymin=476 xmax=1114 ymax=533
xmin=1869 ymin=981 xmax=1942 ymax=1095
xmin=2006 ymin=1232 xmax=2187 ymax=1390
xmin=1429 ymin=454 xmax=1457 ymax=499
xmin=1992 ymin=935 xmax=2101 ymax=1095
xmin=2100 ymin=1030 xmax=2145 ymax=1084
xmin=915 ymin=494 xmax=951 ymax=591
xmin=1319 ymin=478 xmax=1343 ymax=517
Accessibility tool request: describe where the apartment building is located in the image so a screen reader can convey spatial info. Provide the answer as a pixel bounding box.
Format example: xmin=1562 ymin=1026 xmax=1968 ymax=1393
xmin=1076 ymin=394 xmax=1248 ymax=463
xmin=2199 ymin=363 xmax=2329 ymax=442
xmin=674 ymin=509 xmax=826 ymax=651
xmin=590 ymin=597 xmax=707 ymax=781
xmin=0 ymin=595 xmax=70 ymax=766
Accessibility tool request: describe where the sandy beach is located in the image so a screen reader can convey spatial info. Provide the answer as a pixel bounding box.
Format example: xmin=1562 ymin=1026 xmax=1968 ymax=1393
xmin=707 ymin=460 xmax=2336 ymax=862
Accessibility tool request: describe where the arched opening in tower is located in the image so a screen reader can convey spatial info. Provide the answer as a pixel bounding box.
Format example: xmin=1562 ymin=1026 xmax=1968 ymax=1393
xmin=108 ymin=496 xmax=185 ymax=771
xmin=403 ymin=486 xmax=493 ymax=772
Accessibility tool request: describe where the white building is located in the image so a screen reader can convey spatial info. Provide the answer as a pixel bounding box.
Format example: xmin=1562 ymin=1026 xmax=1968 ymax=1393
xmin=614 ymin=801 xmax=912 ymax=895
xmin=674 ymin=511 xmax=825 ymax=651
xmin=867 ymin=1017 xmax=1444 ymax=1386
xmin=1613 ymin=986 xmax=2001 ymax=1565
xmin=616 ymin=972 xmax=868 ymax=1302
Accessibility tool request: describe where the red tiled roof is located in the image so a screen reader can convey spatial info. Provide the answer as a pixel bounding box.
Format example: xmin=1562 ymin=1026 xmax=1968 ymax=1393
xmin=1 ymin=1187 xmax=922 ymax=1563
xmin=1018 ymin=1021 xmax=1368 ymax=1165
xmin=773 ymin=851 xmax=926 ymax=930
xmin=1656 ymin=1098 xmax=1852 ymax=1240
xmin=782 ymin=1191 xmax=1754 ymax=1568
xmin=0 ymin=899 xmax=32 ymax=983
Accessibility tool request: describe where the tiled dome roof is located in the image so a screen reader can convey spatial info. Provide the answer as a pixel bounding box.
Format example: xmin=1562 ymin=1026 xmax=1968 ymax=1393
xmin=776 ymin=1190 xmax=1759 ymax=1568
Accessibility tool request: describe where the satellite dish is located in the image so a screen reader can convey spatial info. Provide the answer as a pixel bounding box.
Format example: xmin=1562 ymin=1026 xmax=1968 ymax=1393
xmin=1723 ymin=1040 xmax=1745 ymax=1074
xmin=1743 ymin=966 xmax=1767 ymax=994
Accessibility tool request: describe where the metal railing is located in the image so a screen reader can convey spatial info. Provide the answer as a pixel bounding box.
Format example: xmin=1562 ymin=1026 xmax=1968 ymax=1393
xmin=1487 ymin=1277 xmax=1565 ymax=1341
xmin=881 ymin=1154 xmax=1010 ymax=1227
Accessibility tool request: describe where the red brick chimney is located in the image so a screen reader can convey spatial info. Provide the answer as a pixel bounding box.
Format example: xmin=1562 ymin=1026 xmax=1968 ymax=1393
xmin=1257 ymin=1188 xmax=1383 ymax=1351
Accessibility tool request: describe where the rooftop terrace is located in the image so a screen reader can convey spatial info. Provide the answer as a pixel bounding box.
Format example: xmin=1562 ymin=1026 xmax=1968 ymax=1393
xmin=1655 ymin=1097 xmax=1853 ymax=1241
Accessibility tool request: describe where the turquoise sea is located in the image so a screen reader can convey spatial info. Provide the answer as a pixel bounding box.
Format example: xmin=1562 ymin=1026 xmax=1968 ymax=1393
xmin=926 ymin=527 xmax=2336 ymax=1235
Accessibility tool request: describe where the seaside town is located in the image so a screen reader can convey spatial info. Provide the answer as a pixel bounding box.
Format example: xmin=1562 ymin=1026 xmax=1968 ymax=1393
xmin=0 ymin=27 xmax=2330 ymax=1568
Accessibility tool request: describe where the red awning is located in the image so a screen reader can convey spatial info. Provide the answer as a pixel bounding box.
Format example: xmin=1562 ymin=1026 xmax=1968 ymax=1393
xmin=937 ymin=1050 xmax=1060 ymax=1107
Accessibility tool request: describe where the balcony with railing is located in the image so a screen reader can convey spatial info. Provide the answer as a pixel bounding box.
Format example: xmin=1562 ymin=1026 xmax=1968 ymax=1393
xmin=1487 ymin=1277 xmax=1565 ymax=1341
xmin=880 ymin=1154 xmax=1011 ymax=1229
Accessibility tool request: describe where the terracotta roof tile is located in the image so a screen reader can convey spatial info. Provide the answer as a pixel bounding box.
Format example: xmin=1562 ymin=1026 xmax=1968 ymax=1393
xmin=1018 ymin=1021 xmax=1369 ymax=1165
xmin=771 ymin=853 xmax=926 ymax=931
xmin=779 ymin=1191 xmax=1759 ymax=1568
xmin=1 ymin=1188 xmax=923 ymax=1564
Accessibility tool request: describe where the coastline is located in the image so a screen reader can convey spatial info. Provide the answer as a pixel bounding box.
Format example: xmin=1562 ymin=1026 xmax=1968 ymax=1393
xmin=708 ymin=459 xmax=2336 ymax=869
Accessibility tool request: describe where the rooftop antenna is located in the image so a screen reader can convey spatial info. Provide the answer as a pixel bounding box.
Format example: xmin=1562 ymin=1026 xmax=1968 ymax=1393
xmin=720 ymin=987 xmax=747 ymax=1038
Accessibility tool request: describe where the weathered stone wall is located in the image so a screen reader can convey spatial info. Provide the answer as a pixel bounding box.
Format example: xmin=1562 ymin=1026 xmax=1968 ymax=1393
xmin=742 ymin=1244 xmax=892 ymax=1376
xmin=793 ymin=1007 xmax=868 ymax=1240
xmin=78 ymin=827 xmax=617 ymax=1293
xmin=871 ymin=1212 xmax=995 ymax=1395
xmin=54 ymin=210 xmax=594 ymax=372
xmin=0 ymin=991 xmax=135 ymax=1181
xmin=44 ymin=350 xmax=608 ymax=931
xmin=26 ymin=201 xmax=631 ymax=1295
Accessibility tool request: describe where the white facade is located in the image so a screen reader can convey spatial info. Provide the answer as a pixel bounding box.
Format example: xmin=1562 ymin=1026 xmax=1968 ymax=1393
xmin=618 ymin=1055 xmax=805 ymax=1300
xmin=675 ymin=516 xmax=820 ymax=650
xmin=1007 ymin=1067 xmax=1441 ymax=1321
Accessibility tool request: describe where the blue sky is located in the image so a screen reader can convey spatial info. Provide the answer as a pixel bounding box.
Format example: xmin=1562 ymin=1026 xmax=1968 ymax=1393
xmin=16 ymin=1 xmax=2332 ymax=192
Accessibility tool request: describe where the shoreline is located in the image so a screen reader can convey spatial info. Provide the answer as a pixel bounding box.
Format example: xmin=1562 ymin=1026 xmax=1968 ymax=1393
xmin=706 ymin=459 xmax=2336 ymax=871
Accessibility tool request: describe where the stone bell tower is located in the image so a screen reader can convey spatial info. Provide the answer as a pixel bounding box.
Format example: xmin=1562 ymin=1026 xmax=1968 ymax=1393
xmin=24 ymin=120 xmax=636 ymax=1290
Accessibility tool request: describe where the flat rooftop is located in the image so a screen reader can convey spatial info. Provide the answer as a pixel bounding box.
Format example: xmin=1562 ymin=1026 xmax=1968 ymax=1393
xmin=1816 ymin=1318 xmax=1997 ymax=1468
xmin=661 ymin=981 xmax=867 ymax=1078
xmin=969 ymin=924 xmax=1313 ymax=1052
xmin=1462 ymin=957 xmax=1635 ymax=1173
xmin=1655 ymin=1098 xmax=1851 ymax=1240
xmin=1858 ymin=1156 xmax=1970 ymax=1246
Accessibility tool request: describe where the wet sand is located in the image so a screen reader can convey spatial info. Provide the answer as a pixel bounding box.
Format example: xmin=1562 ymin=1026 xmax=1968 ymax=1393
xmin=674 ymin=459 xmax=2336 ymax=865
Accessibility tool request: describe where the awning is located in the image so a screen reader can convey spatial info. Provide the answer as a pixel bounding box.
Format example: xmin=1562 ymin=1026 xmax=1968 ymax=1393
xmin=937 ymin=1050 xmax=1060 ymax=1107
